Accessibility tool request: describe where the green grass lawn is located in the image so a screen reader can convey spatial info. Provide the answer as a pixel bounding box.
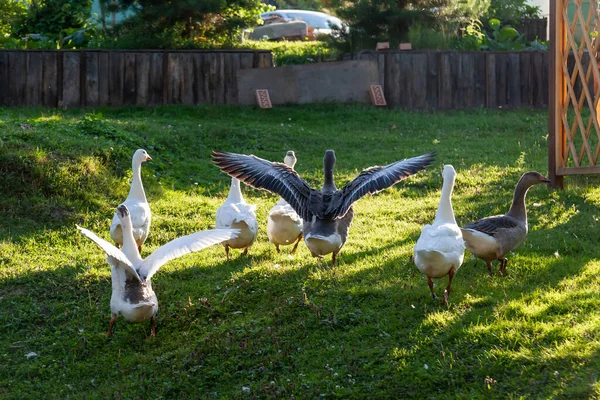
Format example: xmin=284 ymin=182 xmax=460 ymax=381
xmin=1 ymin=105 xmax=599 ymax=398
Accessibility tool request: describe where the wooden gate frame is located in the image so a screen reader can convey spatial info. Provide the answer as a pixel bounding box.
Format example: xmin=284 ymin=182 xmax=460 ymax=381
xmin=549 ymin=0 xmax=600 ymax=188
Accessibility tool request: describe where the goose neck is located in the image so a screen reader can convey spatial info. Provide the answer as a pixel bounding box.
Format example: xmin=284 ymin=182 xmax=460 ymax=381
xmin=323 ymin=168 xmax=335 ymax=190
xmin=434 ymin=175 xmax=456 ymax=224
xmin=121 ymin=220 xmax=142 ymax=264
xmin=506 ymin=180 xmax=530 ymax=222
xmin=129 ymin=160 xmax=147 ymax=202
xmin=226 ymin=178 xmax=244 ymax=203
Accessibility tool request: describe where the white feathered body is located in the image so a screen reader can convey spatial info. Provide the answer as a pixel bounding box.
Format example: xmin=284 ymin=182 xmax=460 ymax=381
xmin=216 ymin=178 xmax=258 ymax=250
xmin=110 ymin=149 xmax=152 ymax=249
xmin=414 ymin=164 xmax=465 ymax=280
xmin=110 ymin=199 xmax=151 ymax=248
xmin=267 ymin=200 xmax=303 ymax=247
xmin=109 ymin=262 xmax=157 ymax=323
xmin=414 ymin=222 xmax=465 ymax=278
xmin=216 ymin=202 xmax=258 ymax=249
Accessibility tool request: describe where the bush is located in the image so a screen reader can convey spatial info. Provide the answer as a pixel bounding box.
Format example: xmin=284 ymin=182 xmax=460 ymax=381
xmin=0 ymin=0 xmax=28 ymax=38
xmin=235 ymin=39 xmax=336 ymax=65
xmin=17 ymin=0 xmax=92 ymax=36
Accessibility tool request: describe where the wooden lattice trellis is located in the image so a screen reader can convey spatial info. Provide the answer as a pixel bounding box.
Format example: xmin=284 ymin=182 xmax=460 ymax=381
xmin=550 ymin=0 xmax=600 ymax=187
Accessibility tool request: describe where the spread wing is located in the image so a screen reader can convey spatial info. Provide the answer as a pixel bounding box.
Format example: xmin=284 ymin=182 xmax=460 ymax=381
xmin=212 ymin=151 xmax=314 ymax=220
xmin=462 ymin=215 xmax=519 ymax=237
xmin=325 ymin=152 xmax=436 ymax=219
xmin=76 ymin=225 xmax=141 ymax=282
xmin=138 ymin=228 xmax=239 ymax=281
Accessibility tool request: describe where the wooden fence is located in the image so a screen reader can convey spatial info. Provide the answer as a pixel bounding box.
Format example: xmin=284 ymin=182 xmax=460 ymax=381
xmin=349 ymin=50 xmax=552 ymax=109
xmin=2 ymin=49 xmax=592 ymax=110
xmin=0 ymin=50 xmax=273 ymax=107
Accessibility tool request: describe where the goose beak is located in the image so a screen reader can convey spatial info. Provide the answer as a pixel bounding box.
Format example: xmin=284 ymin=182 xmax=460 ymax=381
xmin=146 ymin=155 xmax=152 ymax=161
xmin=541 ymin=176 xmax=551 ymax=183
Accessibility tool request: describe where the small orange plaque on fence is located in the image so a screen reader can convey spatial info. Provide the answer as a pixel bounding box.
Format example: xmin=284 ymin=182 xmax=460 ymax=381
xmin=369 ymin=85 xmax=387 ymax=106
xmin=399 ymin=43 xmax=412 ymax=50
xmin=255 ymin=89 xmax=272 ymax=108
xmin=376 ymin=42 xmax=390 ymax=51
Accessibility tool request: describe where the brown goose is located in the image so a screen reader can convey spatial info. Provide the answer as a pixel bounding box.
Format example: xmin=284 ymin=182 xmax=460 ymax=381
xmin=460 ymin=171 xmax=550 ymax=275
xmin=212 ymin=150 xmax=435 ymax=265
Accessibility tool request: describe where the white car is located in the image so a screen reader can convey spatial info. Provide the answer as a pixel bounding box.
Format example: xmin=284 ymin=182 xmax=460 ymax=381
xmin=260 ymin=10 xmax=344 ymax=36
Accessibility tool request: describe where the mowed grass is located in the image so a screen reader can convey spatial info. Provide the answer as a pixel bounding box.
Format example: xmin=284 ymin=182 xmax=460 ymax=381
xmin=1 ymin=105 xmax=600 ymax=398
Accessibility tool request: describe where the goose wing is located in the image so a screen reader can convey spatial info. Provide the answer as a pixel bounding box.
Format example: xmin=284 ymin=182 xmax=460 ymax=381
xmin=212 ymin=151 xmax=314 ymax=221
xmin=76 ymin=225 xmax=141 ymax=282
xmin=325 ymin=152 xmax=436 ymax=219
xmin=462 ymin=215 xmax=519 ymax=237
xmin=138 ymin=229 xmax=239 ymax=281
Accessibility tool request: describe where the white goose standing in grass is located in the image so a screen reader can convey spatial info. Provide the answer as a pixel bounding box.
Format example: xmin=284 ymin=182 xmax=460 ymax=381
xmin=77 ymin=204 xmax=238 ymax=337
xmin=461 ymin=171 xmax=550 ymax=275
xmin=215 ymin=177 xmax=259 ymax=260
xmin=110 ymin=149 xmax=152 ymax=253
xmin=212 ymin=150 xmax=435 ymax=266
xmin=266 ymin=151 xmax=303 ymax=254
xmin=414 ymin=164 xmax=465 ymax=304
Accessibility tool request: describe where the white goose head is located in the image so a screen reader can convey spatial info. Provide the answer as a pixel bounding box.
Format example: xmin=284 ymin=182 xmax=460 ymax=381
xmin=442 ymin=164 xmax=456 ymax=184
xmin=133 ymin=149 xmax=152 ymax=165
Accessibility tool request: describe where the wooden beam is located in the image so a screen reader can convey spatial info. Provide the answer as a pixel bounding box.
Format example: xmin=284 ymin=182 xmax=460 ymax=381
xmin=549 ymin=0 xmax=565 ymax=188
xmin=557 ymin=166 xmax=600 ymax=175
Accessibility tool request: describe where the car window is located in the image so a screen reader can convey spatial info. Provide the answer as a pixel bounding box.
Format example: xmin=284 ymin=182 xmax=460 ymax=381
xmin=281 ymin=12 xmax=341 ymax=29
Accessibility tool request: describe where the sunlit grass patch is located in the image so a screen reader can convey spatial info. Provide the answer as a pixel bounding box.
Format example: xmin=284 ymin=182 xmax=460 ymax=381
xmin=1 ymin=105 xmax=599 ymax=398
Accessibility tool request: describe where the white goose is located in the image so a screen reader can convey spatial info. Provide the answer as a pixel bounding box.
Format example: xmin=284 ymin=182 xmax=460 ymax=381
xmin=110 ymin=149 xmax=152 ymax=253
xmin=215 ymin=177 xmax=259 ymax=260
xmin=266 ymin=151 xmax=303 ymax=254
xmin=414 ymin=165 xmax=465 ymax=304
xmin=78 ymin=204 xmax=238 ymax=337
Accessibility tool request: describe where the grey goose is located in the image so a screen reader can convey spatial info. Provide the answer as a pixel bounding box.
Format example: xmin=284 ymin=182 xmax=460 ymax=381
xmin=212 ymin=150 xmax=435 ymax=265
xmin=461 ymin=171 xmax=550 ymax=275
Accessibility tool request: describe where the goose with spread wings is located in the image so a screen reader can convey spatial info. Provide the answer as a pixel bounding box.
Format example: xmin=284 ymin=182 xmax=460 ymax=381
xmin=212 ymin=150 xmax=435 ymax=265
xmin=77 ymin=204 xmax=238 ymax=337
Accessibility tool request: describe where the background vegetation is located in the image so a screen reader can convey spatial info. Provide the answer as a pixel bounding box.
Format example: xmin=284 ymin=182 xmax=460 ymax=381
xmin=0 ymin=0 xmax=547 ymax=60
xmin=1 ymin=105 xmax=599 ymax=398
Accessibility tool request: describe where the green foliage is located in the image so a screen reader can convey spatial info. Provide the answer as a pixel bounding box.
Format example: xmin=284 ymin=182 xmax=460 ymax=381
xmin=329 ymin=0 xmax=443 ymax=51
xmin=102 ymin=0 xmax=273 ymax=48
xmin=484 ymin=0 xmax=542 ymax=26
xmin=1 ymin=105 xmax=600 ymax=398
xmin=239 ymin=39 xmax=335 ymax=65
xmin=0 ymin=0 xmax=28 ymax=37
xmin=408 ymin=24 xmax=455 ymax=50
xmin=441 ymin=0 xmax=491 ymax=23
xmin=17 ymin=0 xmax=92 ymax=36
xmin=453 ymin=18 xmax=547 ymax=51
xmin=454 ymin=18 xmax=486 ymax=50
xmin=274 ymin=0 xmax=325 ymax=10
xmin=481 ymin=17 xmax=524 ymax=50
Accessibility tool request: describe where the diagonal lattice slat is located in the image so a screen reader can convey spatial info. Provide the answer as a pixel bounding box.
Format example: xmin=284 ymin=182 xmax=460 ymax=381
xmin=556 ymin=0 xmax=600 ymax=171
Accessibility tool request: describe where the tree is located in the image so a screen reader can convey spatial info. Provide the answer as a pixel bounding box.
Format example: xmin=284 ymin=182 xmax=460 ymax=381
xmin=273 ymin=0 xmax=325 ymax=10
xmin=17 ymin=0 xmax=92 ymax=35
xmin=108 ymin=0 xmax=271 ymax=48
xmin=329 ymin=0 xmax=448 ymax=50
xmin=0 ymin=0 xmax=29 ymax=37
